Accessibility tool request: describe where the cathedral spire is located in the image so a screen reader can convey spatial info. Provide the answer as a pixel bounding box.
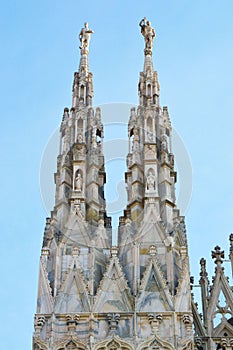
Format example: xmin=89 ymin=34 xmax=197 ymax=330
xmin=138 ymin=18 xmax=159 ymax=106
xmin=72 ymin=23 xmax=94 ymax=108
xmin=78 ymin=22 xmax=94 ymax=75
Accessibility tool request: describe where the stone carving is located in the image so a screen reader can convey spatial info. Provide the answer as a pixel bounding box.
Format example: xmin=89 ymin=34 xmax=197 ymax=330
xmin=132 ymin=128 xmax=139 ymax=152
xmin=34 ymin=315 xmax=46 ymax=328
xmin=148 ymin=313 xmax=163 ymax=334
xmin=161 ymin=134 xmax=167 ymax=152
xmin=148 ymin=245 xmax=156 ymax=256
xmin=79 ymin=22 xmax=94 ymax=51
xmin=66 ymin=314 xmax=80 ymax=332
xmin=146 ymin=170 xmax=155 ymax=191
xmin=73 ymin=144 xmax=85 ymax=160
xmin=41 ymin=247 xmax=50 ymax=257
xmin=182 ymin=314 xmax=193 ymax=325
xmin=107 ymin=313 xmax=120 ymax=332
xmin=212 ymin=245 xmax=224 ymax=269
xmin=72 ymin=199 xmax=84 ymax=219
xmin=182 ymin=314 xmax=193 ymax=336
xmin=139 ymin=17 xmax=156 ymax=53
xmin=75 ymin=172 xmax=83 ymax=192
xmin=77 ymin=133 xmax=83 ymax=143
xmin=220 ymin=338 xmax=233 ymax=348
xmin=144 ymin=144 xmax=156 ymax=160
xmin=34 ymin=315 xmax=46 ymax=335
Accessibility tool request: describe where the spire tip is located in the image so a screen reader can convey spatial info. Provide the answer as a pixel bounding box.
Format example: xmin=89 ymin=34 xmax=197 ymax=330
xmin=79 ymin=22 xmax=94 ymax=54
xmin=139 ymin=18 xmax=156 ymax=55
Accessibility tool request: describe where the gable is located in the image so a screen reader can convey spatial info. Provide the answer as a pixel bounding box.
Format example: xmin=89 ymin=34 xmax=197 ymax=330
xmin=207 ymin=268 xmax=233 ymax=330
xmin=137 ymin=258 xmax=173 ymax=312
xmin=213 ymin=317 xmax=233 ymax=337
xmin=54 ymin=262 xmax=90 ymax=313
xmin=138 ymin=334 xmax=175 ymax=350
xmin=94 ymin=256 xmax=133 ymax=313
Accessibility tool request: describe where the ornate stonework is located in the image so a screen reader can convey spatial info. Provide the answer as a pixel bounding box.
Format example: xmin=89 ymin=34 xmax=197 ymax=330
xmin=33 ymin=21 xmax=233 ymax=350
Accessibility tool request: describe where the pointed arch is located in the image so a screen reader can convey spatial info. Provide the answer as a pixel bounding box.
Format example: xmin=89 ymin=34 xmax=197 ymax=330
xmin=213 ymin=317 xmax=233 ymax=337
xmin=138 ymin=334 xmax=175 ymax=350
xmin=80 ymin=85 xmax=85 ymax=98
xmin=93 ymin=335 xmax=133 ymax=350
xmin=147 ymin=83 xmax=152 ymax=97
xmin=54 ymin=337 xmax=87 ymax=350
xmin=33 ymin=338 xmax=48 ymax=350
xmin=179 ymin=337 xmax=194 ymax=350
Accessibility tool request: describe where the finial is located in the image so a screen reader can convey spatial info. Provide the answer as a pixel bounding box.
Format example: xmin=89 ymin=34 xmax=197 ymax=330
xmin=110 ymin=246 xmax=118 ymax=257
xmin=211 ymin=245 xmax=224 ymax=269
xmin=79 ymin=22 xmax=94 ymax=54
xmin=229 ymin=233 xmax=233 ymax=255
xmin=199 ymin=258 xmax=208 ymax=279
xmin=139 ymin=17 xmax=156 ymax=55
xmin=229 ymin=234 xmax=233 ymax=276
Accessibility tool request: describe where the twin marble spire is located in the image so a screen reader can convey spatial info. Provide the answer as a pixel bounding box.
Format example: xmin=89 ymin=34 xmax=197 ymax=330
xmin=33 ymin=20 xmax=233 ymax=350
xmin=34 ymin=19 xmax=191 ymax=350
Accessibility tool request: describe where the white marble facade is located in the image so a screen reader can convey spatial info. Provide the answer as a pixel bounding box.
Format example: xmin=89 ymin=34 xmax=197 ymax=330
xmin=33 ymin=21 xmax=233 ymax=350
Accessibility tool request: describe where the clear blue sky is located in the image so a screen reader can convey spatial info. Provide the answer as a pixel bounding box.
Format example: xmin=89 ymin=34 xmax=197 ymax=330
xmin=1 ymin=1 xmax=233 ymax=348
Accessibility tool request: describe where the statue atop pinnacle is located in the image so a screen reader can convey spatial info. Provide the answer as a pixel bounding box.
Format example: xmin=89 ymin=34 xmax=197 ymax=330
xmin=139 ymin=18 xmax=156 ymax=55
xmin=79 ymin=22 xmax=94 ymax=53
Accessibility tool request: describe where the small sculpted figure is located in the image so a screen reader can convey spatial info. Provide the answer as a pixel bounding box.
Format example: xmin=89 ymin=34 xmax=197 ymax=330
xmin=75 ymin=173 xmax=83 ymax=191
xmin=79 ymin=22 xmax=94 ymax=51
xmin=146 ymin=170 xmax=155 ymax=191
xmin=139 ymin=18 xmax=156 ymax=51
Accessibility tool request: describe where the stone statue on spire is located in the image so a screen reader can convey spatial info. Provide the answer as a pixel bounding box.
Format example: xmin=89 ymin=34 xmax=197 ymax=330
xmin=139 ymin=18 xmax=156 ymax=55
xmin=79 ymin=22 xmax=94 ymax=52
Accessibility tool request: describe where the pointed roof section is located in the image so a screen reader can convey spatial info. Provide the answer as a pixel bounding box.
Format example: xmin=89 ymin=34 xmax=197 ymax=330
xmin=135 ymin=204 xmax=166 ymax=244
xmin=36 ymin=256 xmax=53 ymax=314
xmin=207 ymin=246 xmax=233 ymax=331
xmin=54 ymin=258 xmax=90 ymax=313
xmin=137 ymin=255 xmax=174 ymax=312
xmin=94 ymin=247 xmax=133 ymax=312
xmin=62 ymin=210 xmax=91 ymax=248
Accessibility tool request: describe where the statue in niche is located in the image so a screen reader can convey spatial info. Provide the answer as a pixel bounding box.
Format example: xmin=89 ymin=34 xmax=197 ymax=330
xmin=79 ymin=22 xmax=94 ymax=51
xmin=139 ymin=17 xmax=156 ymax=51
xmin=75 ymin=172 xmax=83 ymax=192
xmin=146 ymin=170 xmax=156 ymax=191
xmin=132 ymin=128 xmax=139 ymax=152
xmin=161 ymin=134 xmax=168 ymax=151
xmin=77 ymin=133 xmax=83 ymax=143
